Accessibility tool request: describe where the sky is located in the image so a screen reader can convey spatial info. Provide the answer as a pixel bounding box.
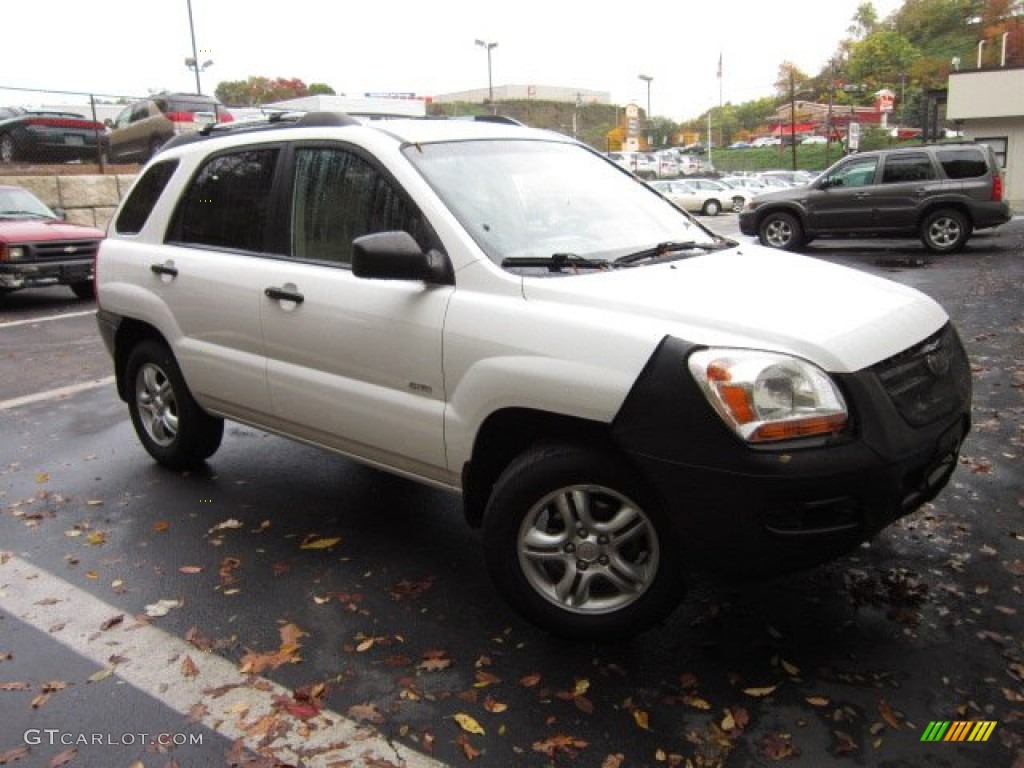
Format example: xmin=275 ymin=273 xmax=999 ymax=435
xmin=5 ymin=0 xmax=905 ymax=121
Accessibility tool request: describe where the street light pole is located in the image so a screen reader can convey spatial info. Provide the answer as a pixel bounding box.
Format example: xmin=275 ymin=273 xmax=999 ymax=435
xmin=637 ymin=74 xmax=653 ymax=120
xmin=475 ymin=39 xmax=498 ymax=112
xmin=186 ymin=0 xmax=202 ymax=94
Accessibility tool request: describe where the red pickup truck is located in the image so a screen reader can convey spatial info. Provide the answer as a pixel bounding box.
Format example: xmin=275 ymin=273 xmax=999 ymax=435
xmin=0 ymin=184 xmax=104 ymax=299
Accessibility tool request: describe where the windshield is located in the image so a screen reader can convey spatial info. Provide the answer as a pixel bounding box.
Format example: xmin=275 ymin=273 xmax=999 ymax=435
xmin=0 ymin=187 xmax=55 ymax=219
xmin=405 ymin=139 xmax=716 ymax=270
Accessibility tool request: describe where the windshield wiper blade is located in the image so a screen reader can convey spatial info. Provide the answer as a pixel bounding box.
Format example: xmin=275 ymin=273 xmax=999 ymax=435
xmin=500 ymin=253 xmax=610 ymax=272
xmin=613 ymin=240 xmax=721 ymax=266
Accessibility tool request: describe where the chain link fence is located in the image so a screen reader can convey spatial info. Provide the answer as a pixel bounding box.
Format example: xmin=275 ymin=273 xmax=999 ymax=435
xmin=0 ymin=86 xmax=145 ymax=171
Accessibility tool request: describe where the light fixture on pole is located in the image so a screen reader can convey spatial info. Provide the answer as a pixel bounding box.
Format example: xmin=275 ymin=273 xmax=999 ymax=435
xmin=475 ymin=39 xmax=498 ymax=110
xmin=637 ymin=74 xmax=653 ymax=119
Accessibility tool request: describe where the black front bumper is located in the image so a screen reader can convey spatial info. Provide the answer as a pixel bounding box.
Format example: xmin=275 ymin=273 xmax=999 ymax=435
xmin=610 ymin=328 xmax=971 ymax=578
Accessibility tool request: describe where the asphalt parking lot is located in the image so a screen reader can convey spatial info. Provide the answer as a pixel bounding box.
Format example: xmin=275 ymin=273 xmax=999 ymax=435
xmin=1 ymin=217 xmax=1022 ymax=768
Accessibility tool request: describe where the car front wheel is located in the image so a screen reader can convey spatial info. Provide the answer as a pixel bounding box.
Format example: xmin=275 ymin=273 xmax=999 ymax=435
xmin=125 ymin=340 xmax=223 ymax=469
xmin=920 ymin=208 xmax=970 ymax=253
xmin=758 ymin=211 xmax=804 ymax=250
xmin=482 ymin=443 xmax=685 ymax=640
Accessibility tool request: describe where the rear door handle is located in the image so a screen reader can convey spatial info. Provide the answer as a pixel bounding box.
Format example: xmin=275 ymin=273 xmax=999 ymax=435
xmin=264 ymin=286 xmax=305 ymax=303
xmin=150 ymin=263 xmax=178 ymax=277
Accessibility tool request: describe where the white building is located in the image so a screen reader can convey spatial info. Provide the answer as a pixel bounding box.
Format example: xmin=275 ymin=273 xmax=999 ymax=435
xmin=947 ymin=65 xmax=1024 ymax=212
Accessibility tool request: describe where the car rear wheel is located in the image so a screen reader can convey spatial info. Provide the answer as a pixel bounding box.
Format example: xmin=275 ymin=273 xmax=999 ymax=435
xmin=0 ymin=134 xmax=15 ymax=163
xmin=758 ymin=211 xmax=804 ymax=250
xmin=482 ymin=443 xmax=685 ymax=640
xmin=701 ymin=199 xmax=722 ymax=216
xmin=920 ymin=209 xmax=970 ymax=253
xmin=125 ymin=340 xmax=223 ymax=469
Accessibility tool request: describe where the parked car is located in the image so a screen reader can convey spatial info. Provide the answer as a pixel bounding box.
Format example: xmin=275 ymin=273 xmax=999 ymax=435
xmin=104 ymin=92 xmax=233 ymax=163
xmin=801 ymin=135 xmax=827 ymax=145
xmin=96 ymin=112 xmax=971 ymax=640
xmin=0 ymin=184 xmax=103 ymax=298
xmin=0 ymin=107 xmax=106 ymax=164
xmin=727 ymin=141 xmax=752 ymax=149
xmin=750 ymin=136 xmax=781 ymax=148
xmin=720 ymin=175 xmax=770 ymax=193
xmin=651 ymin=151 xmax=680 ymax=178
xmin=683 ymin=178 xmax=752 ymax=212
xmin=649 ymin=179 xmax=730 ymax=216
xmin=739 ymin=142 xmax=1011 ymax=252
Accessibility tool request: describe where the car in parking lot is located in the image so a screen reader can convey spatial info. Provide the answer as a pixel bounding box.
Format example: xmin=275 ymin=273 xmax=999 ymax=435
xmin=95 ymin=112 xmax=972 ymax=640
xmin=649 ymin=179 xmax=731 ymax=215
xmin=0 ymin=107 xmax=106 ymax=164
xmin=0 ymin=184 xmax=103 ymax=298
xmin=739 ymin=142 xmax=1011 ymax=252
xmin=676 ymin=177 xmax=751 ymax=212
xmin=104 ymin=92 xmax=233 ymax=163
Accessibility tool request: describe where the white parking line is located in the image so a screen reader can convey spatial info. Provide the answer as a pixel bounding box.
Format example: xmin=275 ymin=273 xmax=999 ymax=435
xmin=0 ymin=310 xmax=97 ymax=329
xmin=0 ymin=377 xmax=117 ymax=413
xmin=0 ymin=554 xmax=447 ymax=767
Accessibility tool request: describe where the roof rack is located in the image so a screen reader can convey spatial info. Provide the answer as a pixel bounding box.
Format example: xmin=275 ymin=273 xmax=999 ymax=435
xmin=162 ymin=111 xmax=360 ymax=152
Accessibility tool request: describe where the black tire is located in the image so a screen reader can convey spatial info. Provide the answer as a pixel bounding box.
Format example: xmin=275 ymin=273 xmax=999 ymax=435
xmin=0 ymin=133 xmax=15 ymax=163
xmin=701 ymin=199 xmax=722 ymax=216
xmin=920 ymin=208 xmax=970 ymax=253
xmin=482 ymin=443 xmax=685 ymax=640
xmin=124 ymin=340 xmax=223 ymax=469
xmin=70 ymin=281 xmax=95 ymax=300
xmin=758 ymin=211 xmax=804 ymax=250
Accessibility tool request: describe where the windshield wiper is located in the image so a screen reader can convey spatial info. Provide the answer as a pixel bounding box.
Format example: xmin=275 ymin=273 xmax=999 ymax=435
xmin=612 ymin=240 xmax=725 ymax=266
xmin=500 ymin=253 xmax=611 ymax=273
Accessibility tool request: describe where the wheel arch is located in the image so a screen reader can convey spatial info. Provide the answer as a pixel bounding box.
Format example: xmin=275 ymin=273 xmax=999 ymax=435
xmin=753 ymin=203 xmax=809 ymax=231
xmin=916 ymin=200 xmax=974 ymax=229
xmin=461 ymin=408 xmax=620 ymax=528
xmin=112 ymin=318 xmax=170 ymax=402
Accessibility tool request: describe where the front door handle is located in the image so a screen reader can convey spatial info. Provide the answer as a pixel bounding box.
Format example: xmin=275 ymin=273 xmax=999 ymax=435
xmin=150 ymin=263 xmax=178 ymax=277
xmin=264 ymin=286 xmax=305 ymax=303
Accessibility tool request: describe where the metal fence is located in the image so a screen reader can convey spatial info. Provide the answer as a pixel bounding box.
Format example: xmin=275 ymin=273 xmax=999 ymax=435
xmin=0 ymin=86 xmax=143 ymax=170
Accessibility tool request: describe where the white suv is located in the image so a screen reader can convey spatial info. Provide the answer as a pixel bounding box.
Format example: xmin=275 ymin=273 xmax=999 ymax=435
xmin=96 ymin=112 xmax=972 ymax=639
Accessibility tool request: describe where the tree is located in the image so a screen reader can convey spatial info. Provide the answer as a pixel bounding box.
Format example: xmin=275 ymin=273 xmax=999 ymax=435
xmin=846 ymin=29 xmax=920 ymax=87
xmin=307 ymin=83 xmax=336 ymax=96
xmin=214 ymin=76 xmax=310 ymax=106
xmin=849 ymin=1 xmax=881 ymax=38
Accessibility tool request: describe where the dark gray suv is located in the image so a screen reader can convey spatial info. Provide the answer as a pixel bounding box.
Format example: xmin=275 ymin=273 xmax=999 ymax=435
xmin=739 ymin=142 xmax=1011 ymax=253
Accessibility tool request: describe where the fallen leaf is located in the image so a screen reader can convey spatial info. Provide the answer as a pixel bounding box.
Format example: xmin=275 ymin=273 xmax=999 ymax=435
xmin=633 ymin=709 xmax=650 ymax=730
xmin=145 ymin=599 xmax=182 ymax=617
xmin=179 ymin=565 xmax=204 ymax=574
xmin=348 ymin=703 xmax=384 ymax=724
xmin=878 ymin=699 xmax=902 ymax=729
xmin=153 ymin=521 xmax=170 ymax=532
xmin=47 ymin=748 xmax=76 ymax=767
xmin=454 ymin=712 xmax=485 ymax=735
xmin=483 ymin=696 xmax=507 ymax=713
xmin=743 ymin=685 xmax=778 ymax=697
xmin=181 ymin=655 xmax=199 ymax=678
xmin=520 ymin=673 xmax=541 ymax=687
xmin=781 ymin=659 xmax=800 ymax=676
xmin=806 ymin=696 xmax=830 ymax=707
xmin=100 ymin=614 xmax=124 ymax=631
xmin=457 ymin=733 xmax=481 ymax=760
xmin=300 ymin=536 xmax=341 ymax=550
xmin=208 ymin=518 xmax=243 ymax=535
xmin=0 ymin=747 xmax=30 ymax=763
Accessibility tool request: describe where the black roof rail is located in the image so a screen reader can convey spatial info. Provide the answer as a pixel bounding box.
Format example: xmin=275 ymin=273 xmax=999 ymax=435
xmin=444 ymin=114 xmax=526 ymax=126
xmin=162 ymin=110 xmax=361 ymax=152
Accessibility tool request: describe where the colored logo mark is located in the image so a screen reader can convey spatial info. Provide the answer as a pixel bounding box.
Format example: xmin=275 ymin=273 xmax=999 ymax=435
xmin=921 ymin=721 xmax=997 ymax=742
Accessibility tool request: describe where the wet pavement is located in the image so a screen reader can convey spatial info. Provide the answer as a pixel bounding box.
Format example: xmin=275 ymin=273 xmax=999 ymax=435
xmin=1 ymin=219 xmax=1022 ymax=767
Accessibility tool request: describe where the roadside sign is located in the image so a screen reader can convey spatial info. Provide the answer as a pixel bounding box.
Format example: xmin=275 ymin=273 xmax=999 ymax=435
xmin=848 ymin=122 xmax=861 ymax=151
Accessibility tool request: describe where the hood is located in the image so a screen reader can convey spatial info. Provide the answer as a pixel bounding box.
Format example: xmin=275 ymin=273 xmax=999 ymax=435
xmin=520 ymin=244 xmax=949 ymax=373
xmin=0 ymin=218 xmax=105 ymax=243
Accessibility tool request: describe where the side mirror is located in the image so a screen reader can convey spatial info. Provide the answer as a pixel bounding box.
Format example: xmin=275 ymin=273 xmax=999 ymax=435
xmin=351 ymin=231 xmax=452 ymax=284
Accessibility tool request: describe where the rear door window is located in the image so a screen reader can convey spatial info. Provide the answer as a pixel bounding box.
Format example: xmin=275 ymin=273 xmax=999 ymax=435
xmin=881 ymin=153 xmax=935 ymax=183
xmin=170 ymin=147 xmax=280 ymax=251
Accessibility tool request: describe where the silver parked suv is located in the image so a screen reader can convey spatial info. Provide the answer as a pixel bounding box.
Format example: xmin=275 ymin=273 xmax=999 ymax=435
xmin=739 ymin=142 xmax=1011 ymax=252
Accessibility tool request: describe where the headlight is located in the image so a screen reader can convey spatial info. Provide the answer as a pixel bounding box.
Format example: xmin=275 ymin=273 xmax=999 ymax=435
xmin=2 ymin=245 xmax=25 ymax=261
xmin=688 ymin=349 xmax=848 ymax=443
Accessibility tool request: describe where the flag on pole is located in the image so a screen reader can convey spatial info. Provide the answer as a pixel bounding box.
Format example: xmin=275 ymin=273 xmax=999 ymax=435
xmin=717 ymin=52 xmax=722 ymax=79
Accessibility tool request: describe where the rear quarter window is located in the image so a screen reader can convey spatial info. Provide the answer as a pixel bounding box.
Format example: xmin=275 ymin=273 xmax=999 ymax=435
xmin=115 ymin=160 xmax=179 ymax=234
xmin=935 ymin=148 xmax=988 ymax=179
